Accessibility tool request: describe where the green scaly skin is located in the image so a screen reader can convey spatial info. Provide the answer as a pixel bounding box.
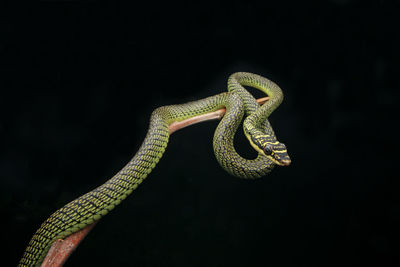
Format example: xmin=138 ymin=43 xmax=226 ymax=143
xmin=19 ymin=72 xmax=290 ymax=266
xmin=213 ymin=72 xmax=290 ymax=178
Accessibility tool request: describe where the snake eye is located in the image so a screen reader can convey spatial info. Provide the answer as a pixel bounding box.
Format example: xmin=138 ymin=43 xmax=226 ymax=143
xmin=263 ymin=144 xmax=273 ymax=155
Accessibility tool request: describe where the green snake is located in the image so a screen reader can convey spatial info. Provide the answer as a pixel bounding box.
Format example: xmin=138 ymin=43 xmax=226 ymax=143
xmin=19 ymin=72 xmax=291 ymax=266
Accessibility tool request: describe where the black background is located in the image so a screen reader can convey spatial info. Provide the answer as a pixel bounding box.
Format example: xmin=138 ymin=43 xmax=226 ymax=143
xmin=1 ymin=1 xmax=398 ymax=266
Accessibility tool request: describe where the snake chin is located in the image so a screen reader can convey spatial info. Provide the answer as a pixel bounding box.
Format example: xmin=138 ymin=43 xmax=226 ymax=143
xmin=276 ymin=157 xmax=291 ymax=166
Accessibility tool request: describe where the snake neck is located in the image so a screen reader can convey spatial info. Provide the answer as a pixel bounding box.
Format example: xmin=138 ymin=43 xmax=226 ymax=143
xmin=242 ymin=97 xmax=279 ymax=144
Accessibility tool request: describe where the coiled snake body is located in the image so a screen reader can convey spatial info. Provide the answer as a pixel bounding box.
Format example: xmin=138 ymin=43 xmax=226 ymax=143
xmin=19 ymin=72 xmax=291 ymax=266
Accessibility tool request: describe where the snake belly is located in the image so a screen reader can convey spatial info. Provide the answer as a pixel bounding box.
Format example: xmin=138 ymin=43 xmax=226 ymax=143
xmin=19 ymin=72 xmax=286 ymax=266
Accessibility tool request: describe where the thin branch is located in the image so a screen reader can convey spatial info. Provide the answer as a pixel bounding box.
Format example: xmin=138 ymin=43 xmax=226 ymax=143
xmin=41 ymin=223 xmax=97 ymax=267
xmin=169 ymin=96 xmax=269 ymax=134
xmin=41 ymin=96 xmax=270 ymax=267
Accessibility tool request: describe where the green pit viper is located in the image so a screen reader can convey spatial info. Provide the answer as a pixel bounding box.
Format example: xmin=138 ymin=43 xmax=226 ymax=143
xmin=19 ymin=72 xmax=291 ymax=266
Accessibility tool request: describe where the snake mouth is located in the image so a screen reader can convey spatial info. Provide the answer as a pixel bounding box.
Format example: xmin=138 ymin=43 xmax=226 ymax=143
xmin=279 ymin=158 xmax=291 ymax=166
xmin=266 ymin=154 xmax=291 ymax=166
xmin=270 ymin=152 xmax=291 ymax=166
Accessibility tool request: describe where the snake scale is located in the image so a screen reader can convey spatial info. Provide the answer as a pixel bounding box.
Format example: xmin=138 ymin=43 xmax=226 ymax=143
xmin=19 ymin=72 xmax=291 ymax=266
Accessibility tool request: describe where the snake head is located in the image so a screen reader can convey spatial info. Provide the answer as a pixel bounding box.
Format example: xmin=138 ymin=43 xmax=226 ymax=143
xmin=249 ymin=132 xmax=291 ymax=166
xmin=262 ymin=141 xmax=291 ymax=166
